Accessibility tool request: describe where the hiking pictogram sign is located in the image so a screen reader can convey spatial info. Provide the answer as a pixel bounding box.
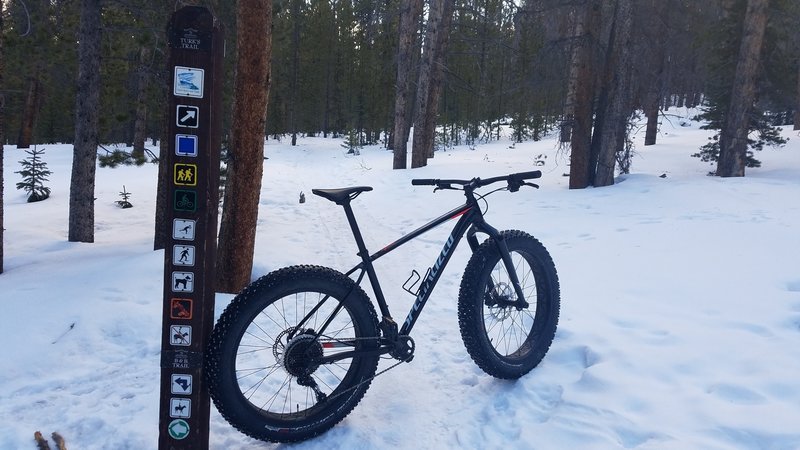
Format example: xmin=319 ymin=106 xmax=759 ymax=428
xmin=174 ymin=164 xmax=198 ymax=186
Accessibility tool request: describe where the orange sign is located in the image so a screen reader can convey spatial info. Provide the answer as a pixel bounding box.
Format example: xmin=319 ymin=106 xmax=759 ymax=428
xmin=170 ymin=298 xmax=193 ymax=320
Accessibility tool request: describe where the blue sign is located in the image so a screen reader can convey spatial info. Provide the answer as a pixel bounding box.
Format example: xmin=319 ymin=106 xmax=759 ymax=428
xmin=176 ymin=135 xmax=198 ymax=157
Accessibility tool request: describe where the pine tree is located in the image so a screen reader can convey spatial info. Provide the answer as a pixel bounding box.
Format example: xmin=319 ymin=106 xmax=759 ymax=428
xmin=1 ymin=0 xmax=5 ymax=274
xmin=216 ymin=0 xmax=273 ymax=294
xmin=69 ymin=0 xmax=101 ymax=243
xmin=16 ymin=147 xmax=52 ymax=202
xmin=341 ymin=128 xmax=363 ymax=155
xmin=392 ymin=0 xmax=423 ymax=169
xmin=116 ymin=185 xmax=133 ymax=209
xmin=693 ymin=0 xmax=787 ymax=174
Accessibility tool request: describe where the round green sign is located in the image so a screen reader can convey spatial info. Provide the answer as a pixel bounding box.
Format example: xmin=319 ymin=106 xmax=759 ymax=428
xmin=168 ymin=419 xmax=190 ymax=440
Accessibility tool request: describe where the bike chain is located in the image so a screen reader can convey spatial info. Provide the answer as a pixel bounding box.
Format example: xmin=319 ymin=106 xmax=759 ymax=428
xmin=313 ymin=336 xmax=413 ymax=404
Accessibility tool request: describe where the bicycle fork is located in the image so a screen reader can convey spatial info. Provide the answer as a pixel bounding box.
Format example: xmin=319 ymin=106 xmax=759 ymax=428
xmin=467 ymin=224 xmax=529 ymax=310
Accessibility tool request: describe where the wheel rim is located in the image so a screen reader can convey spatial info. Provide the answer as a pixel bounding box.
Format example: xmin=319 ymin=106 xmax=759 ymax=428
xmin=482 ymin=250 xmax=540 ymax=358
xmin=233 ymin=290 xmax=362 ymax=420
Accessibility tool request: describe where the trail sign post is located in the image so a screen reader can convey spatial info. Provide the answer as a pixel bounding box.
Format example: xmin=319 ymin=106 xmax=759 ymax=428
xmin=158 ymin=6 xmax=223 ymax=449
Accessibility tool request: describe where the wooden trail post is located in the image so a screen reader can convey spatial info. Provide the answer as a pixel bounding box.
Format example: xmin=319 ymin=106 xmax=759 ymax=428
xmin=158 ymin=6 xmax=223 ymax=449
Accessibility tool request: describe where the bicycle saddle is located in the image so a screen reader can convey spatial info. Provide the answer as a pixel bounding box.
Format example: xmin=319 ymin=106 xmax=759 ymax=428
xmin=312 ymin=186 xmax=373 ymax=205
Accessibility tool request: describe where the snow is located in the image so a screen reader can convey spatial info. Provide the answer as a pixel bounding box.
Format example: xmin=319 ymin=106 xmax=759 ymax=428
xmin=2 ymin=109 xmax=800 ymax=449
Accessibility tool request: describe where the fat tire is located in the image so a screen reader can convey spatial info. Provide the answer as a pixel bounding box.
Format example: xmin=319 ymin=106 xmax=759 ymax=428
xmin=458 ymin=230 xmax=560 ymax=379
xmin=205 ymin=265 xmax=380 ymax=443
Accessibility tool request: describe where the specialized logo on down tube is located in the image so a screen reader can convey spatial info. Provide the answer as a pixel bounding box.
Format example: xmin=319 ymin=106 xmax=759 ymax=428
xmin=404 ymin=234 xmax=456 ymax=330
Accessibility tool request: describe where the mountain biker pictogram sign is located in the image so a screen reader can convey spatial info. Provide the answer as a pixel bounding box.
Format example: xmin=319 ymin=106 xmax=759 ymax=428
xmin=173 ymin=190 xmax=197 ymax=213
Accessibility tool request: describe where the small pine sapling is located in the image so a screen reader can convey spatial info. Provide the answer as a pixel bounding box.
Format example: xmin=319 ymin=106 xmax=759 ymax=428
xmin=341 ymin=129 xmax=363 ymax=155
xmin=16 ymin=147 xmax=52 ymax=202
xmin=98 ymin=145 xmax=151 ymax=167
xmin=116 ymin=185 xmax=133 ymax=208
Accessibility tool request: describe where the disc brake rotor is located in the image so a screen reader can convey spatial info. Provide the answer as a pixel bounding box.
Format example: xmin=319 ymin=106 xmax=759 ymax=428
xmin=487 ymin=282 xmax=514 ymax=320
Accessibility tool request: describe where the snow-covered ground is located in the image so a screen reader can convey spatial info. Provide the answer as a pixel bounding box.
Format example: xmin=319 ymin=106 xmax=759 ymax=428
xmin=1 ymin=109 xmax=799 ymax=449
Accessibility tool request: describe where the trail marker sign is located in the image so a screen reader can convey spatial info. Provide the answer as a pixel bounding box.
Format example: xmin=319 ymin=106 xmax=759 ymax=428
xmin=158 ymin=6 xmax=223 ymax=449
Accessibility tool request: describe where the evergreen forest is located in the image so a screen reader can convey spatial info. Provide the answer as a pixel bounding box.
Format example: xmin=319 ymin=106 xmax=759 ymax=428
xmin=1 ymin=0 xmax=799 ymax=297
xmin=3 ymin=0 xmax=797 ymax=160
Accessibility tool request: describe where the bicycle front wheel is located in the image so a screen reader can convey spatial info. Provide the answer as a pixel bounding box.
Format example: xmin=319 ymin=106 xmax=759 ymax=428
xmin=205 ymin=265 xmax=380 ymax=443
xmin=458 ymin=230 xmax=560 ymax=379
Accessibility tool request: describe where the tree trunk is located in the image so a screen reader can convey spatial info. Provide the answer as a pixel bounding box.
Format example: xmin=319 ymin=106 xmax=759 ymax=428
xmin=323 ymin=7 xmax=335 ymax=139
xmin=153 ymin=89 xmax=170 ymax=251
xmin=643 ymin=0 xmax=668 ymax=146
xmin=411 ymin=0 xmax=454 ymax=167
xmin=643 ymin=97 xmax=659 ymax=146
xmin=392 ymin=0 xmax=423 ymax=169
xmin=717 ymin=0 xmax=769 ymax=177
xmin=794 ymin=59 xmax=800 ymax=131
xmin=425 ymin=0 xmax=454 ymax=159
xmin=410 ymin=9 xmax=435 ymax=169
xmin=477 ymin=0 xmax=490 ymax=141
xmin=568 ymin=0 xmax=601 ymax=189
xmin=68 ymin=0 xmax=101 ymax=243
xmin=153 ymin=35 xmax=172 ymax=251
xmin=561 ymin=6 xmax=586 ymax=145
xmin=132 ymin=46 xmax=150 ymax=161
xmin=216 ymin=0 xmax=272 ymax=294
xmin=423 ymin=14 xmax=453 ymax=160
xmin=594 ymin=0 xmax=634 ymax=186
xmin=17 ymin=75 xmax=41 ymax=149
xmin=0 ymin=0 xmax=5 ymax=274
xmin=289 ymin=0 xmax=300 ymax=146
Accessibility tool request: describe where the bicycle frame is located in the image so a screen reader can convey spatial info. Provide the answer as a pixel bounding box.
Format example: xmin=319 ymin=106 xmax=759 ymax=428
xmin=339 ymin=191 xmax=527 ymax=339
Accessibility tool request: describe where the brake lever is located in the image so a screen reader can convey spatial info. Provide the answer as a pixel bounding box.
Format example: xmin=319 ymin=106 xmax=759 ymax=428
xmin=433 ymin=184 xmax=456 ymax=193
xmin=523 ymin=182 xmax=540 ymax=189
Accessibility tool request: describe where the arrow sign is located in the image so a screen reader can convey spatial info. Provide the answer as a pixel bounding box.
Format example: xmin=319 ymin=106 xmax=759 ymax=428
xmin=181 ymin=110 xmax=196 ymax=123
xmin=172 ymin=376 xmax=192 ymax=394
xmin=176 ymin=105 xmax=199 ymax=128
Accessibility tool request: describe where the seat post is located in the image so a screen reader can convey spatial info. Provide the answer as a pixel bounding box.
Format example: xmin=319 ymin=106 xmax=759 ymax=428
xmin=340 ymin=201 xmax=369 ymax=257
xmin=340 ymin=202 xmax=392 ymax=319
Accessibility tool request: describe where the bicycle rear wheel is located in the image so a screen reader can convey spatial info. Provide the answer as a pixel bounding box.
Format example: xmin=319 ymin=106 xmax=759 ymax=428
xmin=205 ymin=265 xmax=380 ymax=443
xmin=458 ymin=230 xmax=560 ymax=379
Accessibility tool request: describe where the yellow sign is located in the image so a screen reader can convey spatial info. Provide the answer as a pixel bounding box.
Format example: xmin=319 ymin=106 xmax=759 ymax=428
xmin=174 ymin=163 xmax=198 ymax=186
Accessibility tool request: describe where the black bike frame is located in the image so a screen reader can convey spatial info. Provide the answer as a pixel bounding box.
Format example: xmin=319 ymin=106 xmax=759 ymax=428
xmin=339 ymin=192 xmax=519 ymax=337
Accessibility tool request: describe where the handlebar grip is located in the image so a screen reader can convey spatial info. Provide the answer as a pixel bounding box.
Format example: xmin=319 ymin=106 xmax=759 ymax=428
xmin=411 ymin=179 xmax=437 ymax=186
xmin=512 ymin=170 xmax=542 ymax=180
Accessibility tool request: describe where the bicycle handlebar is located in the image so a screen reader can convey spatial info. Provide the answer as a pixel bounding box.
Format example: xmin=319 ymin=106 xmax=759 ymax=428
xmin=411 ymin=170 xmax=541 ymax=192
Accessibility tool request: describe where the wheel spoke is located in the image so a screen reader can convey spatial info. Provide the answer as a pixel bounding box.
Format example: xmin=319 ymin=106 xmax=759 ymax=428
xmin=232 ymin=289 xmax=371 ymax=418
xmin=479 ymin=249 xmax=540 ymax=357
